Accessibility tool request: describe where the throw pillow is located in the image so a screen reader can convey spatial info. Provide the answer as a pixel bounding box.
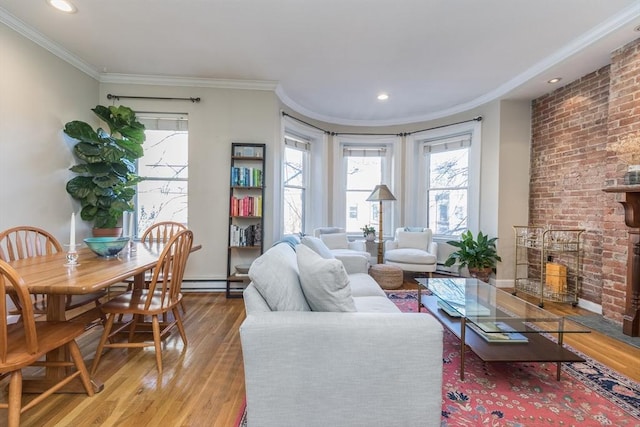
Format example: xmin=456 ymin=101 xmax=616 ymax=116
xmin=301 ymin=236 xmax=335 ymax=259
xmin=397 ymin=230 xmax=429 ymax=250
xmin=249 ymin=243 xmax=310 ymax=311
xmin=320 ymin=232 xmax=349 ymax=250
xmin=296 ymin=244 xmax=356 ymax=312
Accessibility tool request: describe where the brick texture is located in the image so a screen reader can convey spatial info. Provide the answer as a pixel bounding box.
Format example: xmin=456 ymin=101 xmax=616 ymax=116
xmin=530 ymin=37 xmax=640 ymax=323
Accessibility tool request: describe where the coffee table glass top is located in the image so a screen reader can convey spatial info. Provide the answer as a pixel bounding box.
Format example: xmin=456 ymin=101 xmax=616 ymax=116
xmin=416 ymin=278 xmax=590 ymax=335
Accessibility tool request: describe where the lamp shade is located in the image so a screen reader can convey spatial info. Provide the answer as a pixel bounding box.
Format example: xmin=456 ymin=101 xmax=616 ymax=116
xmin=366 ymin=184 xmax=396 ymax=202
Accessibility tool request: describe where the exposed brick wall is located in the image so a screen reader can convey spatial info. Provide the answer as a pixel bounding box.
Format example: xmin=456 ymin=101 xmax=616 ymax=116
xmin=530 ymin=37 xmax=640 ymax=323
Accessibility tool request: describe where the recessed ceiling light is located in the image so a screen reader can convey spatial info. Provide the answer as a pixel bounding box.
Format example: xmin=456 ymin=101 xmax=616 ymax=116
xmin=547 ymin=77 xmax=562 ymax=84
xmin=377 ymin=93 xmax=389 ymax=101
xmin=47 ymin=0 xmax=77 ymax=13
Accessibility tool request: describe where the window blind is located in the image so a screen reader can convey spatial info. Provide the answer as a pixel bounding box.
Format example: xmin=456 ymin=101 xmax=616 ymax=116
xmin=137 ymin=113 xmax=188 ymax=131
xmin=342 ymin=146 xmax=387 ymax=157
xmin=284 ymin=136 xmax=311 ymax=151
xmin=422 ymin=133 xmax=471 ymax=154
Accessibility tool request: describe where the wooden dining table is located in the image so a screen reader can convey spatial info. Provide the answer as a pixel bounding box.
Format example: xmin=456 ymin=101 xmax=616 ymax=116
xmin=6 ymin=240 xmax=201 ymax=393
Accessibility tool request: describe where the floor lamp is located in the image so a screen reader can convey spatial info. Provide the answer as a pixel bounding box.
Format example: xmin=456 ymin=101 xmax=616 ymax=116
xmin=366 ymin=184 xmax=396 ymax=264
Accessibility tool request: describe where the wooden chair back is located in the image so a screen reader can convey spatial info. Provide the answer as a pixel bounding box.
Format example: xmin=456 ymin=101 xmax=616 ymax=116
xmin=0 ymin=260 xmax=38 ymax=362
xmin=141 ymin=221 xmax=187 ymax=245
xmin=145 ymin=229 xmax=193 ymax=309
xmin=0 ymin=226 xmax=62 ymax=262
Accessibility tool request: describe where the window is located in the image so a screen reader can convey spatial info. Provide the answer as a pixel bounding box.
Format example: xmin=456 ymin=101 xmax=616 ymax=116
xmin=424 ymin=134 xmax=471 ymax=236
xmin=135 ymin=113 xmax=188 ymax=236
xmin=409 ymin=120 xmax=481 ymax=239
xmin=283 ymin=136 xmax=309 ymax=235
xmin=343 ymin=145 xmax=389 ymax=234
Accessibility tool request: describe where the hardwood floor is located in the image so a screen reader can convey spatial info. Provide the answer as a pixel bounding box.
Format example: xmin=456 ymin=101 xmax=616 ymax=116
xmin=3 ymin=285 xmax=639 ymax=426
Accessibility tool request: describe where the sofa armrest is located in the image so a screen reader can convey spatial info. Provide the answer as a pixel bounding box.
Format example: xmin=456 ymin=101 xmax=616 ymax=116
xmin=334 ymin=254 xmax=369 ymax=274
xmin=240 ymin=311 xmax=443 ymax=427
xmin=385 ymin=240 xmax=398 ymax=251
xmin=429 ymin=241 xmax=438 ymax=257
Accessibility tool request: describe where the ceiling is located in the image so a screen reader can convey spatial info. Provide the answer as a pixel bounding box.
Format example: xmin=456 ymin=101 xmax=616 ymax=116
xmin=2 ymin=1 xmax=640 ymax=126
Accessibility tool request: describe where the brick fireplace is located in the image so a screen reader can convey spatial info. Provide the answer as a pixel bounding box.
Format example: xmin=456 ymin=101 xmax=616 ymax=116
xmin=531 ymin=37 xmax=640 ymax=325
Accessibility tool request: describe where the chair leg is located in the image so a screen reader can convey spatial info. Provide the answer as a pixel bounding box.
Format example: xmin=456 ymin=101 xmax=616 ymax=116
xmin=7 ymin=370 xmax=22 ymax=427
xmin=173 ymin=307 xmax=188 ymax=346
xmin=151 ymin=315 xmax=163 ymax=374
xmin=68 ymin=340 xmax=95 ymax=397
xmin=179 ymin=299 xmax=187 ymax=314
xmin=91 ymin=314 xmax=115 ymax=375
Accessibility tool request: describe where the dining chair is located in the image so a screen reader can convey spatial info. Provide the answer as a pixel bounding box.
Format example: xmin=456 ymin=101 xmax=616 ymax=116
xmin=121 ymin=221 xmax=188 ymax=315
xmin=0 ymin=259 xmax=95 ymax=427
xmin=91 ymin=229 xmax=194 ymax=375
xmin=0 ymin=226 xmax=107 ymax=319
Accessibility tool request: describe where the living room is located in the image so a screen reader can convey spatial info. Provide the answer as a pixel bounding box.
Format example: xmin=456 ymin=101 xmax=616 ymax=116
xmin=1 ymin=2 xmax=640 ymax=426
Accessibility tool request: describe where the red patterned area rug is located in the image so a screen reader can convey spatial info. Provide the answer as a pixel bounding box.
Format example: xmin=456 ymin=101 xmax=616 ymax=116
xmin=236 ymin=291 xmax=640 ymax=426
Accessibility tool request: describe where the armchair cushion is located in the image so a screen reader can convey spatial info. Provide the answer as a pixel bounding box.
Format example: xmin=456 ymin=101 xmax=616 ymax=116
xmin=397 ymin=231 xmax=430 ymax=250
xmin=296 ymin=245 xmax=356 ymax=312
xmin=320 ymin=233 xmax=349 ymax=250
xmin=385 ymin=248 xmax=437 ymax=265
xmin=249 ymin=243 xmax=310 ymax=311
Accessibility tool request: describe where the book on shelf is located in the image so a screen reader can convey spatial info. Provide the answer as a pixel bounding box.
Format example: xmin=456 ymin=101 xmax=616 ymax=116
xmin=229 ymin=223 xmax=262 ymax=247
xmin=230 ymin=195 xmax=262 ymax=217
xmin=467 ymin=321 xmax=529 ymax=343
xmin=230 ymin=167 xmax=263 ymax=187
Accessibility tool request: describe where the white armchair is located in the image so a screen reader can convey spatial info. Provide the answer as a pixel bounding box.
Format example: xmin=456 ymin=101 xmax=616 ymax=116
xmin=384 ymin=227 xmax=438 ymax=275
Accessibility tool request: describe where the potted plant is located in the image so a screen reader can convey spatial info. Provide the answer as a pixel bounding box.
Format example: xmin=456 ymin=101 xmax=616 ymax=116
xmin=443 ymin=230 xmax=502 ymax=282
xmin=64 ymin=105 xmax=146 ymax=236
xmin=361 ymin=225 xmax=376 ymax=242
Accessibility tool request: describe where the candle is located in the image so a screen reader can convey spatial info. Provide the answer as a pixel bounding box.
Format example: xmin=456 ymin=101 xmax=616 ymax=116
xmin=128 ymin=211 xmax=135 ymax=239
xmin=70 ymin=212 xmax=76 ymax=248
xmin=122 ymin=211 xmax=129 ymax=238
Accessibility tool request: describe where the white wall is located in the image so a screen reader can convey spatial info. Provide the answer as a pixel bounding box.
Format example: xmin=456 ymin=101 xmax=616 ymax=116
xmin=0 ymin=22 xmax=98 ymax=242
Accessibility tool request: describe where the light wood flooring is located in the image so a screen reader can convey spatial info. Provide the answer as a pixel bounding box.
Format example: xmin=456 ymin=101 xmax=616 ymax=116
xmin=3 ymin=282 xmax=640 ymax=426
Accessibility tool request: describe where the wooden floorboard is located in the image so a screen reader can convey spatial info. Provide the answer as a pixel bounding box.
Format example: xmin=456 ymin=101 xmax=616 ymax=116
xmin=2 ymin=282 xmax=639 ymax=426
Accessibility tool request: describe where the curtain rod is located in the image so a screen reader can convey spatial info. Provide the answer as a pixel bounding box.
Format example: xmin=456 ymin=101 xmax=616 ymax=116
xmin=107 ymin=94 xmax=201 ymax=103
xmin=282 ymin=111 xmax=482 ymax=137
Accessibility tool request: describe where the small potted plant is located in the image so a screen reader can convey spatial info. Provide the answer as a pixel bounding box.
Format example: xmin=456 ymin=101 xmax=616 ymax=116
xmin=444 ymin=230 xmax=502 ymax=282
xmin=361 ymin=225 xmax=376 ymax=242
xmin=64 ymin=105 xmax=146 ymax=236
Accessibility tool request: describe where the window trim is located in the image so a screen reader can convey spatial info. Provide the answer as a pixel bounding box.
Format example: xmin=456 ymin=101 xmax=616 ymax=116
xmin=278 ymin=115 xmax=328 ymax=237
xmin=406 ymin=121 xmax=481 ymax=239
xmin=332 ymin=135 xmax=402 ymax=238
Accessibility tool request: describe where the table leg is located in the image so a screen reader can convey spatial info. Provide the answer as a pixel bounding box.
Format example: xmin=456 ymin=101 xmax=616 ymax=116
xmin=460 ymin=317 xmax=466 ymax=381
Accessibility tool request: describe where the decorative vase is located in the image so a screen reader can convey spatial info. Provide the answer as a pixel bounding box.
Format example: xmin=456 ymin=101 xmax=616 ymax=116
xmin=92 ymin=227 xmax=123 ymax=238
xmin=365 ymin=233 xmax=375 ymax=242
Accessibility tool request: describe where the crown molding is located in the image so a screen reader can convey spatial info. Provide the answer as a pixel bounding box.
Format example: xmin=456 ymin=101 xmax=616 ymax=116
xmin=0 ymin=6 xmax=99 ymax=80
xmin=99 ymin=73 xmax=278 ymax=91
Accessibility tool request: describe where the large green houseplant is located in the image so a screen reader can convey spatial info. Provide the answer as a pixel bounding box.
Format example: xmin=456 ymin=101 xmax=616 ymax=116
xmin=444 ymin=230 xmax=502 ymax=282
xmin=64 ymin=105 xmax=145 ymax=233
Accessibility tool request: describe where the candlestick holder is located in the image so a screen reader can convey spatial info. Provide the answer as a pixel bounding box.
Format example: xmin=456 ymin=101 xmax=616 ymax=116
xmin=64 ymin=244 xmax=80 ymax=267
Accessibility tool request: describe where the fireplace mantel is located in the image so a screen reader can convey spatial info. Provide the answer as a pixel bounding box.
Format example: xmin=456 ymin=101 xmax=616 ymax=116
xmin=603 ymin=185 xmax=640 ymax=336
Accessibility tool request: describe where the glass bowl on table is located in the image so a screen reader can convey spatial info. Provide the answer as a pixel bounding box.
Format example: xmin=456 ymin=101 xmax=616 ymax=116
xmin=83 ymin=237 xmax=130 ymax=258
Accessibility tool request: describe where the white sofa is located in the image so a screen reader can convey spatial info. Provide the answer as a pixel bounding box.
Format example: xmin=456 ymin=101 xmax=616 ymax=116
xmin=385 ymin=227 xmax=438 ymax=274
xmin=240 ymin=241 xmax=443 ymax=427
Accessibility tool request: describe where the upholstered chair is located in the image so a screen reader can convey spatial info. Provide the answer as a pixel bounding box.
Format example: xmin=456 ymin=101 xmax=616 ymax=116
xmin=384 ymin=227 xmax=438 ymax=275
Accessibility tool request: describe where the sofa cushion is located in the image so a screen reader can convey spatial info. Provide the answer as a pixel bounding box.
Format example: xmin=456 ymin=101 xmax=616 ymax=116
xmin=352 ymin=296 xmax=401 ymax=313
xmin=296 ymin=245 xmax=356 ymax=312
xmin=349 ymin=273 xmax=387 ymax=297
xmin=385 ymin=248 xmax=437 ymax=265
xmin=397 ymin=231 xmax=429 ymax=250
xmin=301 ymin=236 xmax=335 ymax=259
xmin=320 ymin=232 xmax=349 ymax=250
xmin=249 ymin=243 xmax=310 ymax=311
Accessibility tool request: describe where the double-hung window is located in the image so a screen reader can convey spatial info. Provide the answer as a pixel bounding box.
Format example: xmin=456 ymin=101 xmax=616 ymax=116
xmin=409 ymin=120 xmax=480 ymax=239
xmin=283 ymin=136 xmax=310 ymax=235
xmin=135 ymin=113 xmax=189 ymax=236
xmin=340 ymin=141 xmax=396 ymax=235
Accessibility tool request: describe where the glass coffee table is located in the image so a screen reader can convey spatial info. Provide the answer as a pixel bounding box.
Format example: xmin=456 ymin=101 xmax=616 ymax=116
xmin=416 ymin=277 xmax=590 ymax=380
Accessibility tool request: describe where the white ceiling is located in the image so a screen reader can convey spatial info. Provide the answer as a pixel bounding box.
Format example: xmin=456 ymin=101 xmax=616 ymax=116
xmin=2 ymin=1 xmax=640 ymax=126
